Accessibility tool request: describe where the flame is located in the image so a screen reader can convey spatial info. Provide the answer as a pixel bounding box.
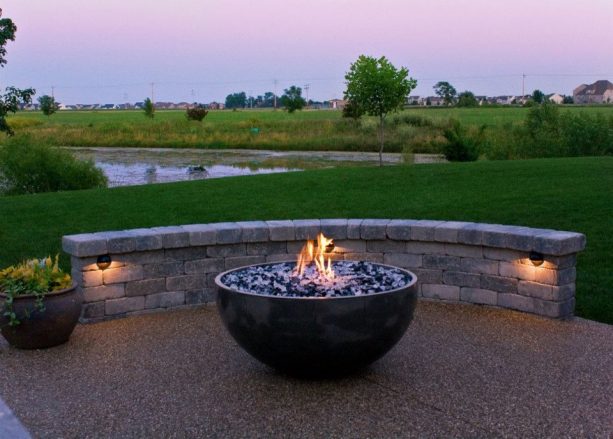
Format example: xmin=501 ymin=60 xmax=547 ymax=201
xmin=295 ymin=232 xmax=335 ymax=279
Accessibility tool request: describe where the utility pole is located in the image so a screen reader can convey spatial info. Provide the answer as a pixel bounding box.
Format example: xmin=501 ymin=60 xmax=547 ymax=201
xmin=521 ymin=73 xmax=526 ymax=100
xmin=304 ymin=83 xmax=310 ymax=108
xmin=150 ymin=82 xmax=155 ymax=104
xmin=273 ymin=79 xmax=278 ymax=110
xmin=51 ymin=86 xmax=55 ymax=99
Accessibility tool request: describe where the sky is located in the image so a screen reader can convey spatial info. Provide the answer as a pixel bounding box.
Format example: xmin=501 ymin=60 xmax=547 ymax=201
xmin=1 ymin=0 xmax=612 ymax=104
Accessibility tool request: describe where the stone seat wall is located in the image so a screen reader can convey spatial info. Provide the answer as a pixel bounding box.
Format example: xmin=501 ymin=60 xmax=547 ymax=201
xmin=62 ymin=219 xmax=586 ymax=322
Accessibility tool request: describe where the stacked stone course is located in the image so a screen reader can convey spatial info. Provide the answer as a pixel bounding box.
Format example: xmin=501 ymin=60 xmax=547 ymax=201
xmin=63 ymin=219 xmax=586 ymax=322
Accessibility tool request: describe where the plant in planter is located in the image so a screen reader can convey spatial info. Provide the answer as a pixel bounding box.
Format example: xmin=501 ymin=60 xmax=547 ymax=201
xmin=0 ymin=255 xmax=82 ymax=349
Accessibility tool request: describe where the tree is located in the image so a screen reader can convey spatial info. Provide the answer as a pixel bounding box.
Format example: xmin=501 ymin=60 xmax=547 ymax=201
xmin=342 ymin=100 xmax=364 ymax=120
xmin=38 ymin=95 xmax=59 ymax=116
xmin=457 ymin=91 xmax=478 ymax=107
xmin=0 ymin=9 xmax=35 ymax=135
xmin=344 ymin=55 xmax=416 ymax=166
xmin=225 ymin=92 xmax=247 ymax=109
xmin=280 ymin=85 xmax=306 ymax=113
xmin=186 ymin=103 xmax=208 ymax=121
xmin=433 ymin=81 xmax=457 ymax=106
xmin=143 ymin=97 xmax=154 ymax=118
xmin=532 ymin=89 xmax=545 ymax=104
xmin=562 ymin=95 xmax=574 ymax=104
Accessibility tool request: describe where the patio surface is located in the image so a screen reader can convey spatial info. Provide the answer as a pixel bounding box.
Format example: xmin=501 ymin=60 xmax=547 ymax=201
xmin=0 ymin=301 xmax=611 ymax=438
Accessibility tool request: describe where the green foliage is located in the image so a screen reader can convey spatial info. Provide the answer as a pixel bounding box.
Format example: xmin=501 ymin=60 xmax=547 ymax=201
xmin=143 ymin=98 xmax=154 ymax=118
xmin=433 ymin=81 xmax=457 ymax=106
xmin=0 ymin=255 xmax=72 ymax=326
xmin=0 ymin=8 xmax=17 ymax=68
xmin=38 ymin=94 xmax=59 ymax=117
xmin=341 ymin=100 xmax=364 ymax=120
xmin=457 ymin=91 xmax=478 ymax=108
xmin=562 ymin=95 xmax=574 ymax=104
xmin=390 ymin=113 xmax=433 ymax=127
xmin=344 ymin=55 xmax=417 ymax=164
xmin=0 ymin=136 xmax=107 ymax=195
xmin=280 ymin=86 xmax=306 ymax=113
xmin=532 ymin=89 xmax=545 ymax=104
xmin=225 ymin=92 xmax=247 ymax=109
xmin=441 ymin=119 xmax=483 ymax=161
xmin=186 ymin=104 xmax=209 ymax=121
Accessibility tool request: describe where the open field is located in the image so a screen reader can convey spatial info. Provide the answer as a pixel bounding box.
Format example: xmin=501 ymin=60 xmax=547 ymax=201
xmin=0 ymin=157 xmax=611 ymax=323
xmin=5 ymin=106 xmax=613 ymax=152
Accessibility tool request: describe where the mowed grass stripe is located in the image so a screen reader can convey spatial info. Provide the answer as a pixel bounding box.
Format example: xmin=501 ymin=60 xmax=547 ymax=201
xmin=1 ymin=157 xmax=611 ymax=322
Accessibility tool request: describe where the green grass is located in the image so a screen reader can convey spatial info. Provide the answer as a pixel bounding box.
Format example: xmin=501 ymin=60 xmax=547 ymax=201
xmin=0 ymin=157 xmax=611 ymax=323
xmin=5 ymin=106 xmax=612 ymax=152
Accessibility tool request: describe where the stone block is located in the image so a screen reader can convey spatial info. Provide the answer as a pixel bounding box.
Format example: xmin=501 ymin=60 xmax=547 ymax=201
xmin=71 ymin=256 xmax=99 ymax=272
xmin=83 ymin=284 xmax=125 ymax=302
xmin=166 ymin=275 xmax=207 ymax=291
xmin=182 ymin=224 xmax=217 ymax=246
xmin=443 ymin=271 xmax=481 ymax=288
xmin=460 ymin=288 xmax=497 ymax=305
xmin=246 ymin=242 xmax=287 ymax=256
xmin=346 ymin=219 xmax=363 ymax=239
xmin=145 ymin=291 xmax=185 ymax=309
xmin=434 ymin=221 xmax=472 ymax=243
xmin=184 ymin=258 xmax=224 ymax=274
xmin=165 ymin=247 xmax=208 ymax=261
xmin=128 ymin=229 xmax=164 ymax=251
xmin=212 ymin=222 xmax=242 ymax=244
xmin=537 ymin=254 xmax=577 ymax=270
xmin=384 ymin=253 xmax=422 ymax=269
xmin=444 ymin=244 xmax=482 ymax=258
xmin=533 ymin=231 xmax=586 ymax=256
xmin=106 ymin=231 xmax=137 ymax=254
xmin=483 ymin=248 xmax=524 ymax=262
xmin=333 ymin=240 xmax=366 ymax=253
xmin=410 ymin=220 xmax=445 ymax=241
xmin=185 ymin=288 xmax=216 ymax=305
xmin=267 ymin=220 xmax=295 ymax=241
xmin=482 ymin=225 xmax=534 ymax=251
xmin=480 ymin=275 xmax=518 ymax=294
xmin=237 ymin=221 xmax=269 ymax=242
xmin=225 ymin=256 xmax=266 ymax=270
xmin=287 ymin=241 xmax=306 ymax=254
xmin=105 ymin=296 xmax=145 ymax=315
xmin=499 ymin=261 xmax=535 ymax=281
xmin=103 ymin=265 xmax=143 ymax=285
xmin=456 ymin=223 xmax=484 ymax=246
xmin=405 ymin=242 xmax=446 ymax=255
xmin=412 ymin=269 xmax=443 ymax=284
xmin=497 ymin=294 xmax=535 ymax=314
xmin=518 ymin=281 xmax=553 ymax=300
xmin=320 ymin=219 xmax=348 ymax=240
xmin=293 ymin=219 xmax=321 ymax=240
xmin=266 ymin=254 xmax=293 ymax=262
xmin=534 ymin=267 xmax=576 ymax=286
xmin=206 ymin=244 xmax=246 ymax=258
xmin=62 ymin=234 xmax=108 ymax=257
xmin=82 ymin=270 xmax=103 ymax=288
xmin=461 ymin=258 xmax=499 ymax=276
xmin=125 ymin=278 xmax=166 ymax=297
xmin=121 ymin=250 xmax=165 ymax=265
xmin=206 ymin=273 xmax=218 ymax=288
xmin=552 ymin=284 xmax=575 ymax=301
xmin=499 ymin=294 xmax=575 ymax=318
xmin=343 ymin=252 xmax=383 ymax=263
xmin=81 ymin=302 xmax=105 ymax=320
xmin=143 ymin=261 xmax=184 ymax=278
xmin=360 ymin=219 xmax=390 ymax=240
xmin=422 ymin=284 xmax=460 ymax=301
xmin=386 ymin=220 xmax=418 ymax=241
xmin=366 ymin=240 xmax=406 ymax=253
xmin=423 ymin=254 xmax=461 ymax=271
xmin=152 ymin=226 xmax=190 ymax=249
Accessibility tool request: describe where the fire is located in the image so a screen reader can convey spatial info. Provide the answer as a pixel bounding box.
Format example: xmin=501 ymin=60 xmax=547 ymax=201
xmin=295 ymin=232 xmax=335 ymax=279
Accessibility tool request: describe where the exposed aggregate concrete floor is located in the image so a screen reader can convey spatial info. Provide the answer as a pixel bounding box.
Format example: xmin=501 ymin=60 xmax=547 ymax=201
xmin=0 ymin=301 xmax=611 ymax=438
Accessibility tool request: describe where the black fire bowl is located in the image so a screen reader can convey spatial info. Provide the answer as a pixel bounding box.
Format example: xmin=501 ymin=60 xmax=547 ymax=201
xmin=215 ymin=262 xmax=418 ymax=377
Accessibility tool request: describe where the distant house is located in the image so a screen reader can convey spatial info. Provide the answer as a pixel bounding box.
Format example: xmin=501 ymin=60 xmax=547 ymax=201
xmin=546 ymin=93 xmax=564 ymax=104
xmin=207 ymin=101 xmax=224 ymax=110
xmin=406 ymin=95 xmax=422 ymax=106
xmin=573 ymin=80 xmax=613 ymax=104
xmin=100 ymin=104 xmax=117 ymax=110
xmin=425 ymin=96 xmax=444 ymax=106
xmin=329 ymin=99 xmax=347 ymax=110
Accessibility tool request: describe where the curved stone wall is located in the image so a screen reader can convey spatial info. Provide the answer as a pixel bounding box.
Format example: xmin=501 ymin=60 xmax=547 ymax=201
xmin=62 ymin=219 xmax=586 ymax=322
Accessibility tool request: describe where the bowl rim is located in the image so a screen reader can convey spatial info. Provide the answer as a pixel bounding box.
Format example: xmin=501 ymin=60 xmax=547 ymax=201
xmin=214 ymin=260 xmax=417 ymax=300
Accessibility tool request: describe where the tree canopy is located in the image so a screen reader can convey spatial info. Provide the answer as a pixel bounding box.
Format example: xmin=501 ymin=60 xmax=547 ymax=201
xmin=0 ymin=8 xmax=17 ymax=68
xmin=38 ymin=95 xmax=59 ymax=116
xmin=344 ymin=55 xmax=416 ymax=165
xmin=225 ymin=92 xmax=247 ymax=109
xmin=457 ymin=91 xmax=478 ymax=107
xmin=433 ymin=81 xmax=457 ymax=106
xmin=280 ymin=86 xmax=306 ymax=113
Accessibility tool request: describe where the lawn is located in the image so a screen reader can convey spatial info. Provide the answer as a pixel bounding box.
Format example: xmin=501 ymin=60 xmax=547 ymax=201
xmin=0 ymin=157 xmax=611 ymax=323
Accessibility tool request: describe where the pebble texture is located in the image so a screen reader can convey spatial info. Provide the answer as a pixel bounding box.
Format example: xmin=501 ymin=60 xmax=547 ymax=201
xmin=0 ymin=302 xmax=610 ymax=438
xmin=63 ymin=219 xmax=586 ymax=321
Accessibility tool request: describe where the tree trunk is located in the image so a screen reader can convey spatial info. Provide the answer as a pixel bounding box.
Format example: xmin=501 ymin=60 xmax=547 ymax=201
xmin=378 ymin=115 xmax=385 ymax=166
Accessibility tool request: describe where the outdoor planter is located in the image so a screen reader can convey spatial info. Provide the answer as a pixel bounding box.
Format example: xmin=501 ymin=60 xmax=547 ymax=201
xmin=0 ymin=284 xmax=82 ymax=349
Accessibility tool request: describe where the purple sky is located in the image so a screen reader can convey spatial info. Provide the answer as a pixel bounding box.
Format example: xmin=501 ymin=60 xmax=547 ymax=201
xmin=1 ymin=0 xmax=612 ymax=104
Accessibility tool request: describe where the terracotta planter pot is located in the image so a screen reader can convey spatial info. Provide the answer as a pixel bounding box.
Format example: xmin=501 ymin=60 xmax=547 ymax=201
xmin=0 ymin=284 xmax=82 ymax=349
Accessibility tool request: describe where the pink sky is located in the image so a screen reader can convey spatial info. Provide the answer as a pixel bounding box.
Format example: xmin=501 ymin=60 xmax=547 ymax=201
xmin=1 ymin=0 xmax=612 ymax=104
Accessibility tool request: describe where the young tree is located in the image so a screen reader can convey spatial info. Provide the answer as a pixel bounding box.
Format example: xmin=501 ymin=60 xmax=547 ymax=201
xmin=532 ymin=89 xmax=545 ymax=104
xmin=457 ymin=91 xmax=478 ymax=107
xmin=344 ymin=55 xmax=416 ymax=165
xmin=186 ymin=103 xmax=208 ymax=121
xmin=433 ymin=81 xmax=457 ymax=106
xmin=225 ymin=92 xmax=247 ymax=109
xmin=38 ymin=95 xmax=59 ymax=116
xmin=280 ymin=85 xmax=306 ymax=113
xmin=143 ymin=97 xmax=154 ymax=118
xmin=0 ymin=9 xmax=35 ymax=135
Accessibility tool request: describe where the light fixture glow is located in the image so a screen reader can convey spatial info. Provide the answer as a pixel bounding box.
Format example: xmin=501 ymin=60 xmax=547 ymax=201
xmin=529 ymin=251 xmax=544 ymax=266
xmin=96 ymin=254 xmax=112 ymax=270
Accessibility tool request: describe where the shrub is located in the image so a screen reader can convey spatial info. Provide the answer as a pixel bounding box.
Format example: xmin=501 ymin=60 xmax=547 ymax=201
xmin=341 ymin=100 xmax=364 ymax=120
xmin=0 ymin=136 xmax=107 ymax=195
xmin=441 ymin=119 xmax=483 ymax=161
xmin=390 ymin=112 xmax=433 ymax=127
xmin=186 ymin=104 xmax=209 ymax=122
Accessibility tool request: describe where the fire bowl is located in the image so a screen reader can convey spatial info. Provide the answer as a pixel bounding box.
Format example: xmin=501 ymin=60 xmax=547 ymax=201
xmin=215 ymin=261 xmax=418 ymax=377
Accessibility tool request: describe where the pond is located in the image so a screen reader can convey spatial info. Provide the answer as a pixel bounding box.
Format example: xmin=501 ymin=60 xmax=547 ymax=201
xmin=70 ymin=147 xmax=444 ymax=187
